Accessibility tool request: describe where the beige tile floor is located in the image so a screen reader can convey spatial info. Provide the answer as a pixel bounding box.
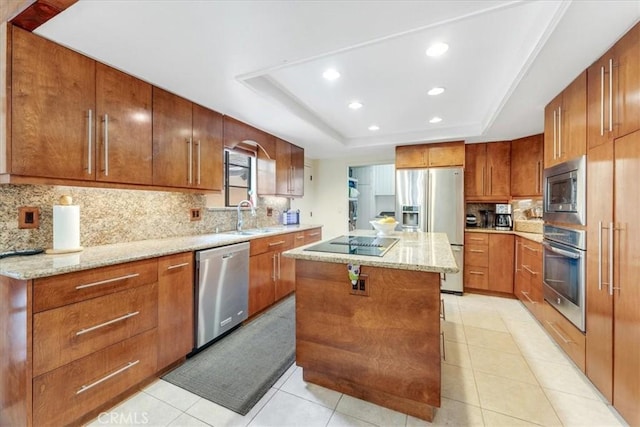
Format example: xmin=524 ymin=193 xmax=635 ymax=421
xmin=87 ymin=293 xmax=628 ymax=427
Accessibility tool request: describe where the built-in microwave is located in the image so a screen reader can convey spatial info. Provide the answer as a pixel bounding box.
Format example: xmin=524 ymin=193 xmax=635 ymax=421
xmin=543 ymin=155 xmax=586 ymax=226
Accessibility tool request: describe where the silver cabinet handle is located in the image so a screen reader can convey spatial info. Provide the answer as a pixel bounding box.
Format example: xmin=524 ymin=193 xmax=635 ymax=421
xmin=558 ymin=106 xmax=562 ymax=158
xmin=277 ymin=252 xmax=281 ymax=279
xmin=546 ymin=321 xmax=573 ymax=344
xmin=295 ymin=235 xmax=305 ymax=240
xmin=481 ymin=166 xmax=486 ymax=194
xmin=553 ymin=109 xmax=557 ymax=160
xmin=103 ymin=114 xmax=109 ymax=176
xmin=609 ymin=222 xmax=614 ymax=296
xmin=536 ymin=161 xmax=541 ymax=194
xmin=469 ymin=249 xmax=485 ymax=253
xmin=76 ymin=311 xmax=140 ymax=336
xmin=514 ymin=241 xmax=520 ymax=273
xmin=542 ymin=242 xmax=580 ymax=259
xmin=187 ymin=138 xmax=193 ymax=185
xmin=469 ymin=271 xmax=485 ymax=275
xmin=197 ymin=140 xmax=201 ymax=185
xmin=598 ymin=221 xmax=603 ymax=291
xmin=609 ymin=58 xmax=613 ymax=132
xmin=76 ymin=360 xmax=139 ymax=395
xmin=522 ymin=265 xmax=537 ymax=275
xmin=75 ymin=273 xmax=140 ymax=290
xmin=308 ymin=232 xmax=320 ymax=237
xmin=272 ymin=253 xmax=277 ymax=281
xmin=489 ymin=166 xmax=493 ymax=194
xmin=222 ymin=253 xmax=235 ymax=259
xmin=521 ymin=291 xmax=535 ymax=304
xmin=469 ymin=237 xmax=485 ymax=241
xmin=167 ymin=262 xmax=190 ymax=270
xmin=87 ymin=109 xmax=93 ymax=174
xmin=523 ymin=245 xmax=539 ymax=253
xmin=268 ymin=240 xmax=286 ymax=247
xmin=600 ymin=65 xmax=605 ymax=136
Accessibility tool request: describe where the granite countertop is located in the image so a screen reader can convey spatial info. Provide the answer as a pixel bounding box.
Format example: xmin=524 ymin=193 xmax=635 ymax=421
xmin=283 ymin=229 xmax=459 ymax=274
xmin=465 ymin=227 xmax=543 ymax=243
xmin=0 ymin=224 xmax=322 ymax=280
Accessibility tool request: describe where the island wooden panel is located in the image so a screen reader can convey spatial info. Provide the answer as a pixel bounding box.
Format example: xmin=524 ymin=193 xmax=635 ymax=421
xmin=295 ymin=260 xmax=441 ymax=421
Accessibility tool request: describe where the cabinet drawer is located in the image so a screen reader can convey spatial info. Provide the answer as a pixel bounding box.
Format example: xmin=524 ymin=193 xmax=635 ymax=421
xmin=33 ymin=284 xmax=158 ymax=376
xmin=465 ymin=244 xmax=489 ymax=267
xmin=464 ymin=233 xmax=489 ymax=246
xmin=304 ymin=228 xmax=322 ymax=245
xmin=543 ymin=301 xmax=586 ymax=372
xmin=33 ymin=329 xmax=157 ymax=427
xmin=464 ymin=267 xmax=488 ymax=289
xmin=33 ymin=258 xmax=158 ymax=312
xmin=250 ymin=233 xmax=294 ymax=256
xmin=293 ymin=231 xmax=306 ymax=247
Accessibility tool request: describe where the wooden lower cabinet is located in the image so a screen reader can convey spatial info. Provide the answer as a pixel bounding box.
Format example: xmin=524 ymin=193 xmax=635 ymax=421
xmin=543 ymin=302 xmax=586 ymax=372
xmin=514 ymin=237 xmax=543 ymax=321
xmin=464 ymin=232 xmax=513 ymax=294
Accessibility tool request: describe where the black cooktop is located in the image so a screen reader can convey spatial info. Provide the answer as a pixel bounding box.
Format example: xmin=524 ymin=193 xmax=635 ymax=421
xmin=304 ymin=235 xmax=399 ymax=257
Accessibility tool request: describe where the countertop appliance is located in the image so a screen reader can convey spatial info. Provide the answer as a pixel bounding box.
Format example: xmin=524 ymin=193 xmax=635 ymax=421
xmin=543 ymin=155 xmax=586 ymax=225
xmin=466 ymin=214 xmax=478 ymax=227
xmin=396 ymin=167 xmax=464 ymax=294
xmin=542 ymin=224 xmax=586 ymax=332
xmin=494 ymin=204 xmax=513 ymax=231
xmin=305 ymin=235 xmax=399 ymax=257
xmin=194 ymin=242 xmax=250 ymax=350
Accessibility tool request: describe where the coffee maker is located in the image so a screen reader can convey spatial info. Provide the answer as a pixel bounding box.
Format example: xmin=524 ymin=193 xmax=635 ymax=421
xmin=494 ymin=204 xmax=513 ymax=231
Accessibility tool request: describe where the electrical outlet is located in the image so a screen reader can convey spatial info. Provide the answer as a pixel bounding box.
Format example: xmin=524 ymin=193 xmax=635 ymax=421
xmin=267 ymin=207 xmax=273 ymax=216
xmin=190 ymin=208 xmax=202 ymax=221
xmin=18 ymin=206 xmax=39 ymax=229
xmin=349 ymin=274 xmax=370 ymax=296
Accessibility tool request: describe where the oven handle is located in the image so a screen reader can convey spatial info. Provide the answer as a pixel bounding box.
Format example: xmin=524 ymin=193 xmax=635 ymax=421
xmin=542 ymin=242 xmax=580 ymax=260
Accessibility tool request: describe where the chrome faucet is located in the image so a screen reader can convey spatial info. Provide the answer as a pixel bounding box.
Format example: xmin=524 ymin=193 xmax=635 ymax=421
xmin=236 ymin=199 xmax=256 ymax=231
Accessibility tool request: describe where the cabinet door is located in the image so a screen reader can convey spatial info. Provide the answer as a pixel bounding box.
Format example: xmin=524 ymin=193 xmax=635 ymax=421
xmin=464 ymin=143 xmax=486 ymax=198
xmin=427 ymin=142 xmax=465 ymax=167
xmin=275 ymin=252 xmax=295 ymax=301
xmin=613 ymin=23 xmax=640 ymax=139
xmin=152 ymin=87 xmax=192 ymax=187
xmin=95 ymin=64 xmax=152 ymax=185
xmin=544 ymin=94 xmax=563 ymax=168
xmin=486 ymin=141 xmax=511 ymax=198
xmin=275 ymin=138 xmax=292 ymax=195
xmin=192 ymin=104 xmax=223 ymax=191
xmin=11 ymin=26 xmax=96 ymax=180
xmin=585 ymin=142 xmax=614 ymax=402
xmin=613 ymin=130 xmax=640 ymax=425
xmin=395 ymin=145 xmax=427 ymax=168
xmin=290 ymin=143 xmax=304 ymax=196
xmin=157 ymin=252 xmax=194 ymax=370
xmin=510 ymin=134 xmax=543 ymax=197
xmin=249 ymin=252 xmax=276 ymax=316
xmin=561 ymin=71 xmax=587 ymax=162
xmin=488 ymin=234 xmax=514 ymax=294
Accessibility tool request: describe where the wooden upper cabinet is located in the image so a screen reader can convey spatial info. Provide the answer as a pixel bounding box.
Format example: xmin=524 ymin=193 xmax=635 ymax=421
xmin=95 ymin=63 xmax=153 ymax=185
xmin=510 ymin=134 xmax=543 ymax=197
xmin=192 ymin=104 xmax=223 ymax=191
xmin=464 ymin=142 xmax=510 ymax=201
xmin=10 ymin=25 xmax=96 ymax=180
xmin=275 ymin=138 xmax=304 ymax=197
xmin=153 ymin=88 xmax=223 ymax=191
xmin=587 ymin=22 xmax=640 ymax=150
xmin=395 ymin=141 xmax=464 ymax=169
xmin=544 ymin=71 xmax=587 ymax=168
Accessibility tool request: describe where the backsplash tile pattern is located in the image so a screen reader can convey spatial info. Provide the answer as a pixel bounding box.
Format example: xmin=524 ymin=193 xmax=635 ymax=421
xmin=0 ymin=185 xmax=288 ymax=251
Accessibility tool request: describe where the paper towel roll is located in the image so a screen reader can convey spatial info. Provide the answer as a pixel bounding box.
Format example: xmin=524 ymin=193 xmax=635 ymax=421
xmin=53 ymin=204 xmax=81 ymax=250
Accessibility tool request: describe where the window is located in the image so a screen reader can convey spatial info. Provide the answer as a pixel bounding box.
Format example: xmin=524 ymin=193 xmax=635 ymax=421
xmin=224 ymin=149 xmax=256 ymax=207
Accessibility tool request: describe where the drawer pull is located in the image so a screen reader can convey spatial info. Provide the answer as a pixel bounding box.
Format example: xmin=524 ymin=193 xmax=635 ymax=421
xmin=523 ymin=245 xmax=539 ymax=253
xmin=76 ymin=311 xmax=140 ymax=336
xmin=520 ymin=291 xmax=536 ymax=304
xmin=308 ymin=232 xmax=321 ymax=236
xmin=469 ymin=271 xmax=485 ymax=275
xmin=75 ymin=273 xmax=140 ymax=290
xmin=268 ymin=240 xmax=286 ymax=247
xmin=522 ymin=265 xmax=538 ymax=275
xmin=546 ymin=321 xmax=574 ymax=344
xmin=469 ymin=249 xmax=485 ymax=253
xmin=469 ymin=237 xmax=484 ymax=241
xmin=76 ymin=360 xmax=140 ymax=395
xmin=167 ymin=262 xmax=190 ymax=270
xmin=296 ymin=235 xmax=305 ymax=240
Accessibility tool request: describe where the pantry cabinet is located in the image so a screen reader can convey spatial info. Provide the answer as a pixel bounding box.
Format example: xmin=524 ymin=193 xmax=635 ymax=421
xmin=544 ymin=71 xmax=587 ymax=168
xmin=510 ymin=134 xmax=543 ymax=197
xmin=464 ymin=142 xmax=511 ymax=201
xmin=275 ymin=138 xmax=304 ymax=197
xmin=464 ymin=232 xmax=514 ymax=294
xmin=152 ymin=87 xmax=223 ymax=191
xmin=587 ymin=22 xmax=640 ymax=150
xmin=395 ymin=141 xmax=464 ymax=169
xmin=586 ymin=129 xmax=640 ymax=425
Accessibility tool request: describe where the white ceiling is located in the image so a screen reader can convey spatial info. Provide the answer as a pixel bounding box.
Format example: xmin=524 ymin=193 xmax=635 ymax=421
xmin=35 ymin=0 xmax=640 ymax=159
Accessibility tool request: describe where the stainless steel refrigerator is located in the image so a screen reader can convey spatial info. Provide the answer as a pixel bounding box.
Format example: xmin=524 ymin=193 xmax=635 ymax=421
xmin=395 ymin=167 xmax=464 ymax=294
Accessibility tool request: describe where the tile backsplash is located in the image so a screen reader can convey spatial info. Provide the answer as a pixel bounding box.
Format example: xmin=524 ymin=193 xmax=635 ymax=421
xmin=0 ymin=185 xmax=289 ymax=251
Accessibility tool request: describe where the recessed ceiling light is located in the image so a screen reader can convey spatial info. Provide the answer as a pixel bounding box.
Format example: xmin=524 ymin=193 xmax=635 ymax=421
xmin=348 ymin=101 xmax=363 ymax=110
xmin=426 ymin=42 xmax=449 ymax=57
xmin=368 ymin=125 xmax=380 ymax=131
xmin=429 ymin=117 xmax=443 ymax=124
xmin=322 ymin=68 xmax=340 ymax=81
xmin=428 ymin=87 xmax=445 ymax=96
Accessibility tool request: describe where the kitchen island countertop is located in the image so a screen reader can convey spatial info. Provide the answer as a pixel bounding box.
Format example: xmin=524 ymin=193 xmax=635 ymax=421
xmin=0 ymin=224 xmax=322 ymax=280
xmin=284 ymin=229 xmax=459 ymax=274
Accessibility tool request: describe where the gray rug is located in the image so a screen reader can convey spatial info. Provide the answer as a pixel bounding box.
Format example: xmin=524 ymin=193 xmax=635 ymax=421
xmin=162 ymin=295 xmax=295 ymax=415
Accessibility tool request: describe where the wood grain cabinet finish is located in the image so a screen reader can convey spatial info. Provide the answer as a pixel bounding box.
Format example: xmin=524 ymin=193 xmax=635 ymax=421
xmin=510 ymin=134 xmax=543 ymax=197
xmin=543 ymin=301 xmax=585 ymax=372
xmin=157 ymin=252 xmax=194 ymax=370
xmin=587 ymin=22 xmax=640 ymax=150
xmin=464 ymin=142 xmax=511 ymax=201
xmin=586 ymin=130 xmax=640 ymax=425
xmin=514 ymin=237 xmax=543 ymax=320
xmin=544 ymin=71 xmax=587 ymax=168
xmin=464 ymin=232 xmax=513 ymax=294
xmin=275 ymin=138 xmax=304 ymax=197
xmin=10 ymin=24 xmax=96 ymax=180
xmin=395 ymin=141 xmax=464 ymax=169
xmin=152 ymin=87 xmax=223 ymax=191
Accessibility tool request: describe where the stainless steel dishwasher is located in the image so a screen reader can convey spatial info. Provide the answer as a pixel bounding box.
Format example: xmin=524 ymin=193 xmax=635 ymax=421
xmin=194 ymin=242 xmax=250 ymax=350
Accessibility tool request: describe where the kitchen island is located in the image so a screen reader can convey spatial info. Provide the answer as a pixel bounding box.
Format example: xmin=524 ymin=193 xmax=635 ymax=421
xmin=283 ymin=231 xmax=458 ymax=422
